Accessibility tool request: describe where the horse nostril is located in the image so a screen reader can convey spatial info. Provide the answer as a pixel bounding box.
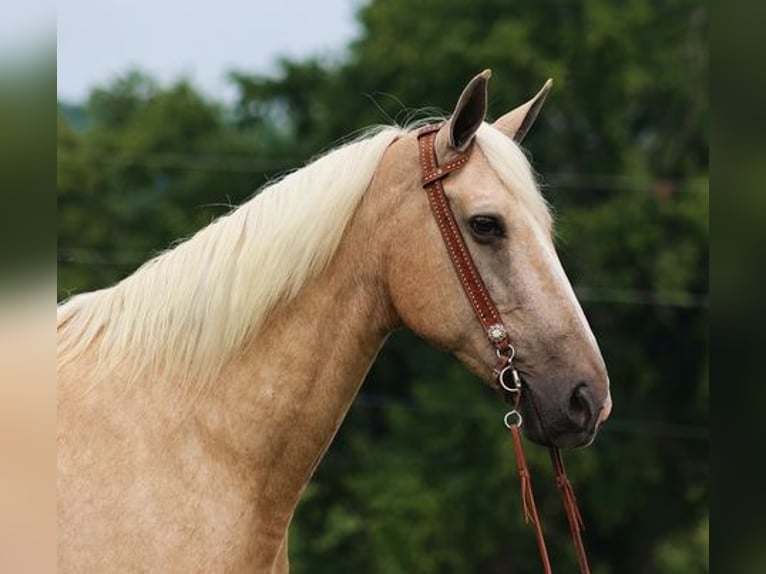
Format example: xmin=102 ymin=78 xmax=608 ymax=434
xmin=567 ymin=383 xmax=595 ymax=429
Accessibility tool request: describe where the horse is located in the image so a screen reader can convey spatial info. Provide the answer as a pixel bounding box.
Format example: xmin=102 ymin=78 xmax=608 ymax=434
xmin=57 ymin=71 xmax=611 ymax=573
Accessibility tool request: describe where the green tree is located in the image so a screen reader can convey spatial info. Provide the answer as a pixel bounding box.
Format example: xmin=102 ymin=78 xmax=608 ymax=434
xmin=58 ymin=73 xmax=297 ymax=299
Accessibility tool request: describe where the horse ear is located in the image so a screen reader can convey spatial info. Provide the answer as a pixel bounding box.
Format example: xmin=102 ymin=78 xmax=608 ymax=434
xmin=446 ymin=69 xmax=491 ymax=151
xmin=493 ymin=79 xmax=553 ymax=143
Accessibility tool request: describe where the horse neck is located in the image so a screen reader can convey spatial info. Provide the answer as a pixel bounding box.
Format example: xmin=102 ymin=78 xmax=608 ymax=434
xmin=193 ymin=169 xmax=402 ymax=531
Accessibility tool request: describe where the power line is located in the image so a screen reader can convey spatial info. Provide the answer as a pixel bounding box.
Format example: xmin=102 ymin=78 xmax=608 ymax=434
xmin=544 ymin=173 xmax=708 ymax=194
xmin=57 ymin=151 xmax=709 ymax=193
xmin=57 ymin=150 xmax=294 ymax=173
xmin=574 ymin=286 xmax=708 ymax=309
xmin=58 ymin=247 xmax=148 ymax=266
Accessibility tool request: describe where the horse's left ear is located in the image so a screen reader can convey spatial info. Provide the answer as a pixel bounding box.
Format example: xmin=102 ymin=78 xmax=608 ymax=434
xmin=493 ymin=79 xmax=553 ymax=143
xmin=446 ymin=69 xmax=491 ymax=151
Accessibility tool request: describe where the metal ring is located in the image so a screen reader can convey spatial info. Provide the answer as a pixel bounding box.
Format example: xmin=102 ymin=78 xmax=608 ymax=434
xmin=499 ymin=366 xmax=521 ymax=393
xmin=495 ymin=344 xmax=516 ymax=363
xmin=504 ymin=410 xmax=523 ymax=429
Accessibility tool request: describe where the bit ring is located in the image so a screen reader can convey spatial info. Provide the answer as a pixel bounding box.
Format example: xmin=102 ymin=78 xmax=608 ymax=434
xmin=504 ymin=410 xmax=523 ymax=428
xmin=499 ymin=365 xmax=522 ymax=393
xmin=495 ymin=344 xmax=516 ymax=363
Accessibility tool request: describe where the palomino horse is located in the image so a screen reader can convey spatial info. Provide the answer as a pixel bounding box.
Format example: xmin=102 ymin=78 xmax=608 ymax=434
xmin=58 ymin=71 xmax=611 ymax=572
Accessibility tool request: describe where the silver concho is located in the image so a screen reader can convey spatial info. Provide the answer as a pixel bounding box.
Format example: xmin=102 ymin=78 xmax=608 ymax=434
xmin=486 ymin=323 xmax=507 ymax=343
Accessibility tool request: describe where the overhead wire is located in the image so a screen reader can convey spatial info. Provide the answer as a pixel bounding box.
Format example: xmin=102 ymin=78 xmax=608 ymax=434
xmin=56 ymin=150 xmax=709 ymax=193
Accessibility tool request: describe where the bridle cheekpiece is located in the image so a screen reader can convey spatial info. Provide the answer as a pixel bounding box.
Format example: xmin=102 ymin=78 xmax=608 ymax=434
xmin=416 ymin=123 xmax=523 ymax=420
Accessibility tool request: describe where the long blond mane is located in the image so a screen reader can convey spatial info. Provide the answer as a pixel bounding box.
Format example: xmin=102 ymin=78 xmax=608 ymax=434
xmin=57 ymin=121 xmax=549 ymax=391
xmin=57 ymin=127 xmax=405 ymax=388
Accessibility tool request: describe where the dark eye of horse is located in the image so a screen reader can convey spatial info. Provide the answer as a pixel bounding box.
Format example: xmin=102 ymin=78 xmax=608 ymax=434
xmin=469 ymin=215 xmax=505 ymax=239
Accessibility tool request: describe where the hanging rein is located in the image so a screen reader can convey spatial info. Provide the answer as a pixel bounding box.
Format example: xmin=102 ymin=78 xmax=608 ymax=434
xmin=417 ymin=124 xmax=591 ymax=574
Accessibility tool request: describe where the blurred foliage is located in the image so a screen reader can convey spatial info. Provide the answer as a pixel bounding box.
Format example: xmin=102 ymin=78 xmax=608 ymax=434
xmin=1 ymin=54 xmax=55 ymax=286
xmin=57 ymin=0 xmax=707 ymax=571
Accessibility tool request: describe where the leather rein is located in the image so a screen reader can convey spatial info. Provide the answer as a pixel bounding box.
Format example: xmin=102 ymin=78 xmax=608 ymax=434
xmin=417 ymin=124 xmax=591 ymax=574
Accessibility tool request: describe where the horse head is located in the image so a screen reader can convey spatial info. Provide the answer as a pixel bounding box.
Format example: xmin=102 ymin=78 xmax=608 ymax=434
xmin=379 ymin=72 xmax=612 ymax=448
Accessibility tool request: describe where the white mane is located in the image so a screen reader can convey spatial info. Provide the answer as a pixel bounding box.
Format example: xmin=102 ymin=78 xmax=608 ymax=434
xmin=57 ymin=127 xmax=405 ymax=389
xmin=57 ymin=121 xmax=550 ymax=392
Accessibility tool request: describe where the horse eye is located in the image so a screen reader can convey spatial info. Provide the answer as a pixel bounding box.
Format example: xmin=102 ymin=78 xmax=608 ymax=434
xmin=469 ymin=216 xmax=505 ymax=239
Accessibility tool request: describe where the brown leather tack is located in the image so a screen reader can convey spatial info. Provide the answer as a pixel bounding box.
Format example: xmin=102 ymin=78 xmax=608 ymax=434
xmin=417 ymin=126 xmax=511 ymax=356
xmin=416 ymin=124 xmax=591 ymax=574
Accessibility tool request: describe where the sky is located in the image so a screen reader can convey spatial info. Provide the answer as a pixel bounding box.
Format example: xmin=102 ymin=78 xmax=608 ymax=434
xmin=1 ymin=0 xmax=53 ymax=61
xmin=57 ymin=0 xmax=360 ymax=103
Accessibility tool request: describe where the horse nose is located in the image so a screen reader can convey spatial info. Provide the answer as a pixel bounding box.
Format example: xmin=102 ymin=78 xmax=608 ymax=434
xmin=566 ymin=383 xmax=599 ymax=431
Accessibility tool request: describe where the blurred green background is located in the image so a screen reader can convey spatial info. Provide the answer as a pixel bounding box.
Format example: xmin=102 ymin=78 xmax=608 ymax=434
xmin=57 ymin=0 xmax=708 ymax=571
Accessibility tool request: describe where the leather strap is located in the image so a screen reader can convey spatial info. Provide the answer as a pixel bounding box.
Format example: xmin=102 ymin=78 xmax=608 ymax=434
xmin=416 ymin=123 xmax=591 ymax=574
xmin=417 ymin=125 xmax=512 ymax=367
xmin=551 ymin=447 xmax=591 ymax=574
xmin=511 ymin=425 xmax=553 ymax=574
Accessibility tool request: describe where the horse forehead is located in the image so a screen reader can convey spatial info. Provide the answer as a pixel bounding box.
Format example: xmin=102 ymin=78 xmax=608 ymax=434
xmin=447 ymin=149 xmax=515 ymax=207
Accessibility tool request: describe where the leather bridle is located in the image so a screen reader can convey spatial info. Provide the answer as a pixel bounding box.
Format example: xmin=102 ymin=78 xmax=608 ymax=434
xmin=417 ymin=124 xmax=591 ymax=574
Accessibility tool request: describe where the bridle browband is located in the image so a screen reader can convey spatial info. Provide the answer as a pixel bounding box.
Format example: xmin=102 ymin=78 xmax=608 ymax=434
xmin=417 ymin=124 xmax=591 ymax=574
